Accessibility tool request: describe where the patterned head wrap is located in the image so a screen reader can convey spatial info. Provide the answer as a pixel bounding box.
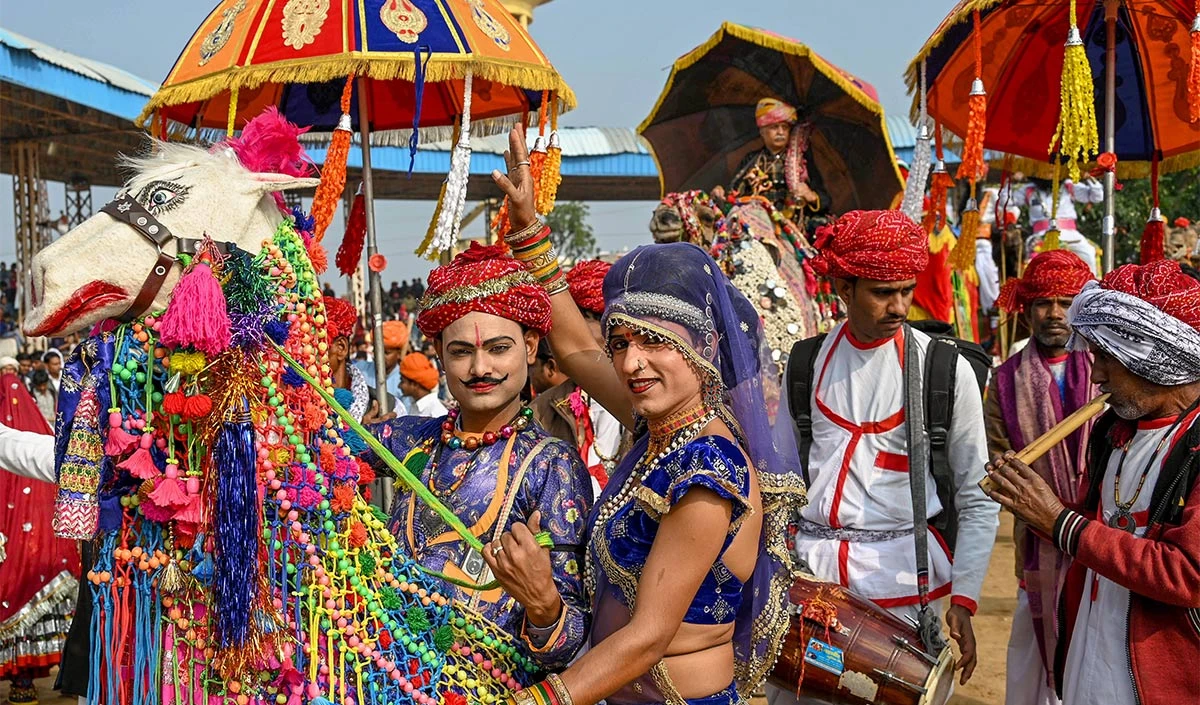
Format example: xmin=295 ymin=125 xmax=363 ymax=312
xmin=322 ymin=296 xmax=358 ymax=341
xmin=416 ymin=242 xmax=552 ymax=338
xmin=566 ymin=259 xmax=611 ymax=315
xmin=399 ymin=352 xmax=439 ymax=391
xmin=996 ymin=249 xmax=1094 ymax=313
xmin=811 ymin=210 xmax=929 ymax=281
xmin=1068 ymin=260 xmax=1200 ymax=386
xmin=755 ymin=98 xmax=798 ymax=127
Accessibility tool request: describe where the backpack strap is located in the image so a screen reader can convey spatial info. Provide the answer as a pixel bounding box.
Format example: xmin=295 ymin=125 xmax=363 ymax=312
xmin=787 ymin=333 xmax=827 ymax=486
xmin=924 ymin=335 xmax=960 ymax=553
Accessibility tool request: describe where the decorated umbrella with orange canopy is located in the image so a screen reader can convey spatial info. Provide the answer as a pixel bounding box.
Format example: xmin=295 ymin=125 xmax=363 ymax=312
xmin=906 ymin=0 xmax=1200 ymax=272
xmin=138 ymin=0 xmax=576 ymax=408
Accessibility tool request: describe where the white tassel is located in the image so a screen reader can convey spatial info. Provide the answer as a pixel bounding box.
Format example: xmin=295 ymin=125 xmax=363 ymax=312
xmin=423 ymin=72 xmax=474 ymax=256
xmin=901 ymin=61 xmax=933 ymax=224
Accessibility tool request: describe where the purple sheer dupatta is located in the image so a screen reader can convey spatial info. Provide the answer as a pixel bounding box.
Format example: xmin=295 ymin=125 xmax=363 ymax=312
xmin=588 ymin=243 xmax=807 ymax=702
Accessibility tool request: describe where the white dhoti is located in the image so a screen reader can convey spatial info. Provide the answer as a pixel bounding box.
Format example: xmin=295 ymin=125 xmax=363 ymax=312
xmin=1005 ymin=589 xmax=1061 ymax=705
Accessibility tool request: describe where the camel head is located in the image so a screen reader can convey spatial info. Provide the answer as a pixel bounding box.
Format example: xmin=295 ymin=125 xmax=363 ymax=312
xmin=24 ymin=140 xmax=319 ymax=338
xmin=650 ymin=190 xmax=719 ymax=247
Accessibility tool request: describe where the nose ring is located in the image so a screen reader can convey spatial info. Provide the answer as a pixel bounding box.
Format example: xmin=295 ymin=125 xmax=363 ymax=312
xmin=637 ymin=359 xmax=646 ymax=371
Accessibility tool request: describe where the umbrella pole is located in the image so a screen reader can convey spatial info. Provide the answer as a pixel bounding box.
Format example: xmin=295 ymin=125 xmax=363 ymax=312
xmin=1102 ymin=0 xmax=1118 ymax=272
xmin=357 ymin=77 xmax=394 ymax=509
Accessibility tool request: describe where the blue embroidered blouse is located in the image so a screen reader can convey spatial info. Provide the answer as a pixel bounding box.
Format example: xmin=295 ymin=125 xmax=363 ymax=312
xmin=590 ymin=435 xmax=753 ymax=625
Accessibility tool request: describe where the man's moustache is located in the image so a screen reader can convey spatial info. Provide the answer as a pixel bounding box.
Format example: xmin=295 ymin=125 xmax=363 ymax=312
xmin=461 ymin=376 xmax=508 ymax=386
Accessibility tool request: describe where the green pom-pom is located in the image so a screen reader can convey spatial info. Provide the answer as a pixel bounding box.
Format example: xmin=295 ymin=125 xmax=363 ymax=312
xmin=371 ymin=506 xmax=389 ymax=523
xmin=405 ymin=606 xmax=430 ymax=633
xmin=358 ymin=553 xmax=376 ymax=576
xmin=379 ymin=587 xmax=403 ymax=610
xmin=433 ymin=625 xmax=454 ymax=652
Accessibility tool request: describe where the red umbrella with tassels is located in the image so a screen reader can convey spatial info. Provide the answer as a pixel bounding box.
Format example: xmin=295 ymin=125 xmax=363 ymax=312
xmin=906 ymin=0 xmax=1200 ymax=272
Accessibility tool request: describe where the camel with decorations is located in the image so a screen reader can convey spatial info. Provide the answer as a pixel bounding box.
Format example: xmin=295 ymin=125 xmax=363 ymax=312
xmin=25 ymin=110 xmax=533 ymax=705
xmin=650 ymin=192 xmax=831 ymax=370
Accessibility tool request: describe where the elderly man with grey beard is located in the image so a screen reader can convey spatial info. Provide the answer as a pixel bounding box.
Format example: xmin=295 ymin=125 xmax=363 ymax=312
xmin=985 ymin=259 xmax=1200 ymax=705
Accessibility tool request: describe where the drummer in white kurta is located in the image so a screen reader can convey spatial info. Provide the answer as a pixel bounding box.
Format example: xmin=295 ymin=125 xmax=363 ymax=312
xmin=770 ymin=211 xmax=998 ymax=705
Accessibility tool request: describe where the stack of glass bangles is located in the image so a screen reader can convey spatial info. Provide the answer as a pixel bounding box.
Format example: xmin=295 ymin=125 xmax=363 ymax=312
xmin=508 ymin=673 xmax=573 ymax=705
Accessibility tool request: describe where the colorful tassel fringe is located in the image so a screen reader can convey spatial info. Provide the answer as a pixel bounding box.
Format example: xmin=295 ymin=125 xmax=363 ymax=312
xmin=952 ymin=199 xmax=981 ymax=273
xmin=1050 ymin=1 xmax=1099 ymax=180
xmin=420 ymin=72 xmax=474 ymax=259
xmin=902 ymin=62 xmax=932 ymax=224
xmin=311 ymin=76 xmax=355 ymax=243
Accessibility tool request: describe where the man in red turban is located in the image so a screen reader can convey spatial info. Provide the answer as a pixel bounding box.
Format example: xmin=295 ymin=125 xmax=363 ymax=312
xmin=361 ymin=242 xmax=592 ymax=672
xmin=986 ymin=258 xmax=1200 ymax=705
xmin=322 ymin=296 xmax=373 ymax=422
xmin=773 ymin=210 xmax=997 ymax=705
xmin=984 ymin=249 xmax=1096 ymax=705
xmin=532 ymin=259 xmax=623 ymax=495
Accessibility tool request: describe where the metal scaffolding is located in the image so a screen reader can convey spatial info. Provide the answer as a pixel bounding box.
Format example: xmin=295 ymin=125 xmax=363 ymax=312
xmin=10 ymin=142 xmax=50 ymax=323
xmin=64 ymin=176 xmax=93 ymax=226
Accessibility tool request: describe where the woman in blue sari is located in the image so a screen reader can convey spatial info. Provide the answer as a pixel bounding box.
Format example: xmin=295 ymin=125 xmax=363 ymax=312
xmin=484 ymin=126 xmax=807 ymax=705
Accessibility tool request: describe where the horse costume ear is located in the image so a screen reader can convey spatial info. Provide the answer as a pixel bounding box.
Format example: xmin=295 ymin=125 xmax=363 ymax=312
xmin=249 ymin=173 xmax=322 ymax=193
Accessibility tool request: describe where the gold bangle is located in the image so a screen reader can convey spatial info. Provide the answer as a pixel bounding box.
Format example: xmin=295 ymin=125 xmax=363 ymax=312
xmin=546 ymin=674 xmax=574 ymax=705
xmin=505 ymin=219 xmax=545 ymax=246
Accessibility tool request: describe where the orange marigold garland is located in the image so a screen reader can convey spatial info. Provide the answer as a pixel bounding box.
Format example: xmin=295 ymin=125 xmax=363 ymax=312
xmin=310 ymin=76 xmax=355 ymax=244
xmin=924 ymin=123 xmax=956 ymax=235
xmin=955 ymin=9 xmax=988 ymax=186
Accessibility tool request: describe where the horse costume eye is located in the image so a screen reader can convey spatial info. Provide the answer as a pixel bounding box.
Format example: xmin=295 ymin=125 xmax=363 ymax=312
xmin=136 ymin=181 xmax=190 ymax=213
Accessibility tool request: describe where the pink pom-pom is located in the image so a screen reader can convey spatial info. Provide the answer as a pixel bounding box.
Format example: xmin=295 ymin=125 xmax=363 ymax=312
xmin=118 ymin=446 xmax=160 ymax=480
xmin=297 ymin=487 xmax=323 ymax=509
xmin=148 ymin=477 xmax=190 ymax=508
xmin=139 ymin=500 xmax=175 ymax=523
xmin=105 ymin=424 xmax=138 ymax=456
xmin=158 ymin=263 xmax=231 ymax=356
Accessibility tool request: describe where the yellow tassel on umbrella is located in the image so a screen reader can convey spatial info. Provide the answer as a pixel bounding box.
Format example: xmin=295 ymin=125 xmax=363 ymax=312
xmin=951 ymin=191 xmax=980 ymax=273
xmin=1050 ymin=0 xmax=1099 ymax=180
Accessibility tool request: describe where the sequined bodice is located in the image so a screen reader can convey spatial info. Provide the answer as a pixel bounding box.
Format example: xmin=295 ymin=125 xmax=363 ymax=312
xmin=587 ymin=435 xmax=752 ymax=625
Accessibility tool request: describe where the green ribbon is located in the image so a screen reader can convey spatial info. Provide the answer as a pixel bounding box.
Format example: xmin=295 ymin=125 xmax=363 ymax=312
xmin=271 ymin=341 xmax=553 ymax=592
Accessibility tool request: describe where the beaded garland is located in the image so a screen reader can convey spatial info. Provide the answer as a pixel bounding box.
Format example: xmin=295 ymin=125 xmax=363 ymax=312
xmin=81 ymin=214 xmax=537 ymax=705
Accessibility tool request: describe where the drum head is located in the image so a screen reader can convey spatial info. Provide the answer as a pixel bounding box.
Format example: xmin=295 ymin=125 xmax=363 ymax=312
xmin=917 ymin=647 xmax=955 ymax=705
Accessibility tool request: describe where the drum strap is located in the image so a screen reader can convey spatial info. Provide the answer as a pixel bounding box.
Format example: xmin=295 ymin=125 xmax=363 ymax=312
xmin=903 ymin=325 xmax=949 ymax=657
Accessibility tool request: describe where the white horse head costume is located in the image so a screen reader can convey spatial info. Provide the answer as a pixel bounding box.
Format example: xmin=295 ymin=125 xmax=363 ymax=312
xmin=24 ymin=132 xmax=319 ymax=338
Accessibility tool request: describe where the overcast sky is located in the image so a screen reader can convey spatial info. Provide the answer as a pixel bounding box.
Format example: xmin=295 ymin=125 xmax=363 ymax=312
xmin=1 ymin=0 xmax=953 ymax=285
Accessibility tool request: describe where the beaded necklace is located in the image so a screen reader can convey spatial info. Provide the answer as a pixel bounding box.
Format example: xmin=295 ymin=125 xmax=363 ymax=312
xmin=429 ymin=407 xmax=535 ymax=495
xmin=592 ymin=406 xmax=715 ymax=528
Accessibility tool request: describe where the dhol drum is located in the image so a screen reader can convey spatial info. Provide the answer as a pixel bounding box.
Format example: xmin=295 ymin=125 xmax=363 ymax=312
xmin=769 ymin=574 xmax=954 ymax=705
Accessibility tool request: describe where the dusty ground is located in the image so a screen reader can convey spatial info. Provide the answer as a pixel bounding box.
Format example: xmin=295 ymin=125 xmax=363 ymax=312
xmin=948 ymin=511 xmax=1015 ymax=705
xmin=2 ymin=515 xmax=1017 ymax=705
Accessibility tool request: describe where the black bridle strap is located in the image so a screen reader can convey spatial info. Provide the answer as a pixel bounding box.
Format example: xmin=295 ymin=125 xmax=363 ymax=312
xmin=100 ymin=193 xmax=228 ymax=322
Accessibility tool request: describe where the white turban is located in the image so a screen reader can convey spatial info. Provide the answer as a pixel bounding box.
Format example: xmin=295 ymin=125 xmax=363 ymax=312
xmin=1068 ymin=280 xmax=1200 ymax=386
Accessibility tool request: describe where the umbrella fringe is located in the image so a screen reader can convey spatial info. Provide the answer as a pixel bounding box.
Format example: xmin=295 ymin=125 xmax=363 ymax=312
xmin=137 ymin=58 xmax=577 ymax=127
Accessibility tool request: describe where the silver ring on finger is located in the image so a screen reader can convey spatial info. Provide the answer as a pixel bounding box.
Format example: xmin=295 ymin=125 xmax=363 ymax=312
xmin=491 ymin=544 xmax=504 ymax=557
xmin=508 ymin=160 xmax=531 ymax=173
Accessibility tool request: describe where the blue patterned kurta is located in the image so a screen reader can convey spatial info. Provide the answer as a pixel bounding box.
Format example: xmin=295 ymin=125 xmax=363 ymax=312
xmin=364 ymin=415 xmax=593 ymax=670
